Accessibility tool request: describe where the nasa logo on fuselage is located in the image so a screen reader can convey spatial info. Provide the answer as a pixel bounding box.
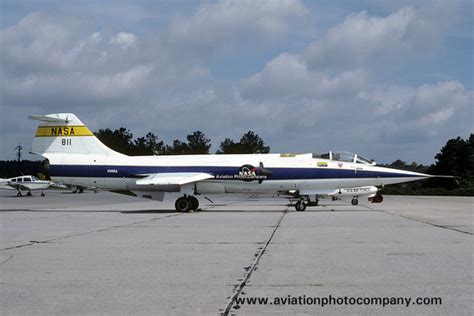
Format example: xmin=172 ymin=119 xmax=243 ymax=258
xmin=236 ymin=164 xmax=268 ymax=182
xmin=238 ymin=164 xmax=258 ymax=181
xmin=214 ymin=164 xmax=272 ymax=183
xmin=51 ymin=127 xmax=75 ymax=136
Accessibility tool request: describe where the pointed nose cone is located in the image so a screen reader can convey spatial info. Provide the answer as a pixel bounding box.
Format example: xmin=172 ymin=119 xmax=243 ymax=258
xmin=391 ymin=168 xmax=431 ymax=178
xmin=375 ymin=166 xmax=432 ymax=186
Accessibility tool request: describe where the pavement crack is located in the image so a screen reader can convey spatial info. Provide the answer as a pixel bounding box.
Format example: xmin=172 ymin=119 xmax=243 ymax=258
xmin=377 ymin=209 xmax=473 ymax=235
xmin=393 ymin=213 xmax=473 ymax=235
xmin=220 ymin=210 xmax=288 ymax=316
xmin=0 ymin=254 xmax=14 ymax=265
xmin=0 ymin=243 xmax=34 ymax=251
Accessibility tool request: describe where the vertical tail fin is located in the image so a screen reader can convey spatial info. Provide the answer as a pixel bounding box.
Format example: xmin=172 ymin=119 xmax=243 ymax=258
xmin=29 ymin=113 xmax=125 ymax=160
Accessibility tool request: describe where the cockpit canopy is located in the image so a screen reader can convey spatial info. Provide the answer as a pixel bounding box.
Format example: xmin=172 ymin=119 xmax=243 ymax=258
xmin=10 ymin=175 xmax=41 ymax=182
xmin=312 ymin=151 xmax=375 ymax=165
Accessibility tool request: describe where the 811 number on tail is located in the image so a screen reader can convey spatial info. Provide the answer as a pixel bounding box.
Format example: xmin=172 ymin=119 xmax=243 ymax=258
xmin=61 ymin=138 xmax=71 ymax=146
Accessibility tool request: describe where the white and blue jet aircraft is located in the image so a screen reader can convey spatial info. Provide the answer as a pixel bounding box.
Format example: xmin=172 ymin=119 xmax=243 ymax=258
xmin=29 ymin=113 xmax=431 ymax=212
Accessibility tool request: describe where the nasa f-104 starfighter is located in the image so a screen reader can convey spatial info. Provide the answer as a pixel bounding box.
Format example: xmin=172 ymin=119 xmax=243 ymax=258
xmin=28 ymin=113 xmax=432 ymax=212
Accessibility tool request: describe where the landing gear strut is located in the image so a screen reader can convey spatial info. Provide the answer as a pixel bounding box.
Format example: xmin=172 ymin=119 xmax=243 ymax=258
xmin=294 ymin=197 xmax=319 ymax=211
xmin=369 ymin=194 xmax=384 ymax=203
xmin=295 ymin=199 xmax=307 ymax=212
xmin=175 ymin=195 xmax=200 ymax=212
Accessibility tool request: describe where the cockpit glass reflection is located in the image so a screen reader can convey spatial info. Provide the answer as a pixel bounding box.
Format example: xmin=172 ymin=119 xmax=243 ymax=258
xmin=312 ymin=151 xmax=375 ymax=165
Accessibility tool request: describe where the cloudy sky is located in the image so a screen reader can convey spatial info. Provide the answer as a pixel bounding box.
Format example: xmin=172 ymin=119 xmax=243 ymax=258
xmin=1 ymin=0 xmax=472 ymax=164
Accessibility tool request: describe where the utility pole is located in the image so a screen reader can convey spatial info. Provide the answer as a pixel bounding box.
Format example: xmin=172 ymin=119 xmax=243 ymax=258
xmin=15 ymin=143 xmax=23 ymax=162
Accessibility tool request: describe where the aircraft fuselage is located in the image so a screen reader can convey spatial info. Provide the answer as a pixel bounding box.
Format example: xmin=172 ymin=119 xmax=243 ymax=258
xmin=47 ymin=153 xmax=426 ymax=194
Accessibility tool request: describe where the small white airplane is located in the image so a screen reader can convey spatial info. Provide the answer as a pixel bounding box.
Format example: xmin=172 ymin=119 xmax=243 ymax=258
xmin=28 ymin=113 xmax=433 ymax=212
xmin=0 ymin=175 xmax=53 ymax=197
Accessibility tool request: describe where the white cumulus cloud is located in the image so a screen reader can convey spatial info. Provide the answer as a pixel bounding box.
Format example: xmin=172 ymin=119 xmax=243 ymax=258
xmin=0 ymin=1 xmax=471 ymax=164
xmin=303 ymin=3 xmax=459 ymax=70
xmin=110 ymin=32 xmax=138 ymax=49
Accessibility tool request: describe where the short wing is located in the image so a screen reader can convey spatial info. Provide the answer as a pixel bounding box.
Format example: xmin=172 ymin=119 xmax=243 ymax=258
xmin=136 ymin=172 xmax=214 ymax=186
xmin=6 ymin=183 xmax=32 ymax=191
xmin=0 ymin=183 xmax=15 ymax=190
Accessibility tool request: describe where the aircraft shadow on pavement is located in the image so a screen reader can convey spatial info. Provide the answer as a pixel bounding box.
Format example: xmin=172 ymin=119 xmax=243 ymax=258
xmin=120 ymin=210 xmax=177 ymax=214
xmin=0 ymin=208 xmax=373 ymax=213
xmin=0 ymin=209 xmax=177 ymax=213
xmin=197 ymin=207 xmax=374 ymax=213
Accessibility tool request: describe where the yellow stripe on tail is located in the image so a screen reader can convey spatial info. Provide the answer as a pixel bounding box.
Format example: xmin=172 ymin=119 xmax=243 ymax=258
xmin=35 ymin=125 xmax=94 ymax=137
xmin=30 ymin=113 xmax=125 ymax=159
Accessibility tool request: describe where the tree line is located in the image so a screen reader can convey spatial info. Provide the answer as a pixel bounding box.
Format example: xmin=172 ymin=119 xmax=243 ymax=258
xmin=94 ymin=128 xmax=270 ymax=155
xmin=381 ymin=134 xmax=473 ymax=195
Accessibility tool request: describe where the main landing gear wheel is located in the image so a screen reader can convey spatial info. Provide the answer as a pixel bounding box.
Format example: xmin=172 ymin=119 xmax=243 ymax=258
xmin=175 ymin=197 xmax=191 ymax=212
xmin=374 ymin=195 xmax=384 ymax=203
xmin=27 ymin=191 xmax=32 ymax=197
xmin=16 ymin=192 xmax=22 ymax=197
xmin=41 ymin=192 xmax=45 ymax=197
xmin=295 ymin=200 xmax=307 ymax=212
xmin=189 ymin=196 xmax=199 ymax=211
xmin=175 ymin=196 xmax=199 ymax=212
xmin=351 ymin=198 xmax=359 ymax=206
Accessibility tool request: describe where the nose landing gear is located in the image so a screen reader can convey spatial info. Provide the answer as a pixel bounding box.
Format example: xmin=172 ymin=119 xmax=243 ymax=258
xmin=295 ymin=199 xmax=307 ymax=212
xmin=294 ymin=198 xmax=319 ymax=211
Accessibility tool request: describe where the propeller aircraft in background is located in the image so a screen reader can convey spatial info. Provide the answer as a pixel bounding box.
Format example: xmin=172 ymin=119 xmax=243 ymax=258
xmin=0 ymin=175 xmax=54 ymax=197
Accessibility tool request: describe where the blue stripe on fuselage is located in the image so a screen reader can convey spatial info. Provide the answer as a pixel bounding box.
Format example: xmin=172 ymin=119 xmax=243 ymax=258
xmin=49 ymin=164 xmax=417 ymax=180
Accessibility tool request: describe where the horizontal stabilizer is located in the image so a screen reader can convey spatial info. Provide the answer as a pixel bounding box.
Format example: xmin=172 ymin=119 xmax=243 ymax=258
xmin=136 ymin=172 xmax=214 ymax=186
xmin=29 ymin=114 xmax=71 ymax=123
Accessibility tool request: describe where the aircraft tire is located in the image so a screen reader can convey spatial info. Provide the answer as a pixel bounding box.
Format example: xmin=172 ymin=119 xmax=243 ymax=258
xmin=16 ymin=192 xmax=22 ymax=197
xmin=27 ymin=191 xmax=32 ymax=197
xmin=295 ymin=201 xmax=307 ymax=212
xmin=188 ymin=196 xmax=199 ymax=211
xmin=41 ymin=192 xmax=45 ymax=197
xmin=351 ymin=198 xmax=358 ymax=206
xmin=175 ymin=197 xmax=191 ymax=212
